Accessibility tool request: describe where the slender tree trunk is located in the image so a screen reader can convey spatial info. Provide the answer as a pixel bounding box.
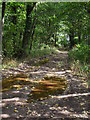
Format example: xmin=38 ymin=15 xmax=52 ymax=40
xmin=22 ymin=3 xmax=36 ymax=56
xmin=2 ymin=2 xmax=5 ymax=23
xmin=69 ymin=29 xmax=74 ymax=49
xmin=11 ymin=5 xmax=17 ymax=57
xmin=29 ymin=16 xmax=37 ymax=52
xmin=1 ymin=2 xmax=5 ymax=57
xmin=78 ymin=32 xmax=81 ymax=44
xmin=49 ymin=18 xmax=51 ymax=27
xmin=29 ymin=6 xmax=37 ymax=52
xmin=1 ymin=2 xmax=5 ymax=36
xmin=78 ymin=19 xmax=81 ymax=44
xmin=54 ymin=36 xmax=57 ymax=47
xmin=85 ymin=3 xmax=90 ymax=45
xmin=86 ymin=5 xmax=90 ymax=45
xmin=53 ymin=33 xmax=57 ymax=47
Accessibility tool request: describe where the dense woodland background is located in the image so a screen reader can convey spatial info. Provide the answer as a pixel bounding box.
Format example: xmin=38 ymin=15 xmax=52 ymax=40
xmin=1 ymin=2 xmax=90 ymax=76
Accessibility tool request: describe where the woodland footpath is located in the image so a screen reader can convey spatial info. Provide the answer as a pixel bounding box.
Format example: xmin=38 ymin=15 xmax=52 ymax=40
xmin=0 ymin=2 xmax=90 ymax=120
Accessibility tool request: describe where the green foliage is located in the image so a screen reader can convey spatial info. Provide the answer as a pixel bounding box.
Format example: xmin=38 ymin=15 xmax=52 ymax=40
xmin=30 ymin=43 xmax=57 ymax=58
xmin=69 ymin=43 xmax=89 ymax=77
xmin=2 ymin=2 xmax=89 ymax=59
xmin=69 ymin=43 xmax=89 ymax=64
xmin=2 ymin=59 xmax=19 ymax=69
xmin=2 ymin=3 xmax=26 ymax=58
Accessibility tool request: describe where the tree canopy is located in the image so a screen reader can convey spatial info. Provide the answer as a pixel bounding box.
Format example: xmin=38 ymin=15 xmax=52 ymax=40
xmin=2 ymin=2 xmax=90 ymax=58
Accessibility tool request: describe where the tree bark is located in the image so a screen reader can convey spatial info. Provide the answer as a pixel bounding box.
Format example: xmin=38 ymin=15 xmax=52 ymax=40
xmin=11 ymin=5 xmax=17 ymax=56
xmin=22 ymin=3 xmax=36 ymax=56
xmin=78 ymin=19 xmax=81 ymax=44
xmin=1 ymin=2 xmax=5 ymax=57
xmin=78 ymin=32 xmax=81 ymax=44
xmin=69 ymin=29 xmax=75 ymax=49
xmin=2 ymin=2 xmax=5 ymax=24
xmin=1 ymin=2 xmax=5 ymax=36
xmin=49 ymin=18 xmax=51 ymax=27
xmin=29 ymin=16 xmax=37 ymax=52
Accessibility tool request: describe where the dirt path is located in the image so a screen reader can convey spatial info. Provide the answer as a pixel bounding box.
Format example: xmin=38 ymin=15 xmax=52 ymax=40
xmin=1 ymin=51 xmax=90 ymax=120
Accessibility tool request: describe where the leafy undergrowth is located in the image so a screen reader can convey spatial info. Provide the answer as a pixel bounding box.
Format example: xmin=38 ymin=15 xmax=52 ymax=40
xmin=30 ymin=44 xmax=58 ymax=58
xmin=2 ymin=45 xmax=58 ymax=69
xmin=2 ymin=58 xmax=20 ymax=69
xmin=69 ymin=43 xmax=90 ymax=86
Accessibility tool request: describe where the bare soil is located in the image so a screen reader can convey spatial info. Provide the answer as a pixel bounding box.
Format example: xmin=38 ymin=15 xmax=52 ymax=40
xmin=1 ymin=50 xmax=90 ymax=120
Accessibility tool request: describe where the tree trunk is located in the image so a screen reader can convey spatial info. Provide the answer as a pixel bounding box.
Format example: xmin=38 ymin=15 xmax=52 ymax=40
xmin=22 ymin=3 xmax=36 ymax=56
xmin=49 ymin=18 xmax=51 ymax=27
xmin=85 ymin=3 xmax=90 ymax=45
xmin=29 ymin=6 xmax=37 ymax=52
xmin=1 ymin=2 xmax=5 ymax=57
xmin=78 ymin=32 xmax=81 ymax=44
xmin=1 ymin=2 xmax=5 ymax=37
xmin=29 ymin=16 xmax=37 ymax=52
xmin=11 ymin=5 xmax=17 ymax=57
xmin=69 ymin=29 xmax=74 ymax=49
xmin=54 ymin=33 xmax=57 ymax=47
xmin=78 ymin=19 xmax=81 ymax=44
xmin=2 ymin=2 xmax=5 ymax=24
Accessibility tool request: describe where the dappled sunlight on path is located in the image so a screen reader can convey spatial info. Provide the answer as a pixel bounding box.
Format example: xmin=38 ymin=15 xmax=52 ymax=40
xmin=1 ymin=51 xmax=89 ymax=119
